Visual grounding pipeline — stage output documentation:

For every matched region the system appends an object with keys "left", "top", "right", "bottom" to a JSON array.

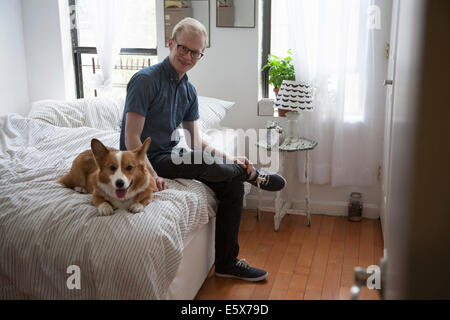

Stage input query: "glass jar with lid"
[{"left": 348, "top": 192, "right": 363, "bottom": 222}]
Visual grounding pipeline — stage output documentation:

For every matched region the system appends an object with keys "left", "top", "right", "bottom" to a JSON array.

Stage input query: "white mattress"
[
  {"left": 167, "top": 186, "right": 217, "bottom": 299},
  {"left": 167, "top": 217, "right": 216, "bottom": 299}
]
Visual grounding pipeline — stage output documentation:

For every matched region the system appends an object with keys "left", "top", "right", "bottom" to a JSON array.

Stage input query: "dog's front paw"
[
  {"left": 97, "top": 202, "right": 114, "bottom": 216},
  {"left": 129, "top": 203, "right": 144, "bottom": 213},
  {"left": 74, "top": 186, "right": 87, "bottom": 194}
]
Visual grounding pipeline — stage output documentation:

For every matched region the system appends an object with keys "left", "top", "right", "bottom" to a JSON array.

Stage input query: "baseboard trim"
[{"left": 244, "top": 195, "right": 380, "bottom": 220}]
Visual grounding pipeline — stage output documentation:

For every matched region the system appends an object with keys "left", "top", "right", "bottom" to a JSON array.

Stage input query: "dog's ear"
[
  {"left": 135, "top": 137, "right": 151, "bottom": 159},
  {"left": 91, "top": 138, "right": 109, "bottom": 165}
]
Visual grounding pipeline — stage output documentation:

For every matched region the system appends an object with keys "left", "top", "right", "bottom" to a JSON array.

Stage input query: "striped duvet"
[{"left": 0, "top": 113, "right": 212, "bottom": 299}]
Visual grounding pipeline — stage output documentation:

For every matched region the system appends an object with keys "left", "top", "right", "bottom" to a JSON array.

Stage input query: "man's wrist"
[{"left": 147, "top": 166, "right": 158, "bottom": 178}]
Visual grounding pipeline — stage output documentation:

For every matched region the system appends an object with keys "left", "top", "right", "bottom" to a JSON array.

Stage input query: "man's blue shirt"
[{"left": 119, "top": 57, "right": 199, "bottom": 160}]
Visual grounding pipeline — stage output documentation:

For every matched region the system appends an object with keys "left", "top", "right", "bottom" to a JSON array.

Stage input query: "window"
[
  {"left": 261, "top": 0, "right": 299, "bottom": 100},
  {"left": 69, "top": 0, "right": 158, "bottom": 98},
  {"left": 260, "top": 0, "right": 271, "bottom": 99},
  {"left": 268, "top": 0, "right": 290, "bottom": 100},
  {"left": 261, "top": 0, "right": 366, "bottom": 122},
  {"left": 261, "top": 0, "right": 294, "bottom": 100}
]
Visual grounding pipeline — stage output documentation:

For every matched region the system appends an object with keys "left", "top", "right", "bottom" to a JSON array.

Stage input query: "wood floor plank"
[
  {"left": 303, "top": 216, "right": 336, "bottom": 300},
  {"left": 288, "top": 215, "right": 309, "bottom": 245},
  {"left": 358, "top": 219, "right": 377, "bottom": 300},
  {"left": 285, "top": 273, "right": 308, "bottom": 300},
  {"left": 237, "top": 211, "right": 258, "bottom": 250},
  {"left": 359, "top": 287, "right": 381, "bottom": 300},
  {"left": 230, "top": 211, "right": 274, "bottom": 299},
  {"left": 250, "top": 213, "right": 295, "bottom": 299},
  {"left": 339, "top": 286, "right": 352, "bottom": 300},
  {"left": 278, "top": 244, "right": 302, "bottom": 275},
  {"left": 195, "top": 210, "right": 383, "bottom": 301},
  {"left": 278, "top": 215, "right": 308, "bottom": 275},
  {"left": 240, "top": 210, "right": 272, "bottom": 255},
  {"left": 359, "top": 219, "right": 375, "bottom": 268},
  {"left": 293, "top": 215, "right": 323, "bottom": 276},
  {"left": 321, "top": 217, "right": 347, "bottom": 300},
  {"left": 340, "top": 221, "right": 361, "bottom": 288},
  {"left": 268, "top": 273, "right": 293, "bottom": 300}
]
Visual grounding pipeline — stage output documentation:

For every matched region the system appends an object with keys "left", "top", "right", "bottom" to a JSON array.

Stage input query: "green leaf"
[{"left": 261, "top": 50, "right": 296, "bottom": 88}]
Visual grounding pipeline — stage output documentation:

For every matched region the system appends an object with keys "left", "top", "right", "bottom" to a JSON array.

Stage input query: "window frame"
[
  {"left": 260, "top": 0, "right": 271, "bottom": 99},
  {"left": 69, "top": 0, "right": 157, "bottom": 98}
]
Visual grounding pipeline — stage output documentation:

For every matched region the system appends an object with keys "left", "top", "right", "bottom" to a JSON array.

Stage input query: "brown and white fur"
[{"left": 58, "top": 138, "right": 157, "bottom": 216}]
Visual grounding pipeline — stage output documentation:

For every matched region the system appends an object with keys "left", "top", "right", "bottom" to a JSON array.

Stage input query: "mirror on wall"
[
  {"left": 164, "top": 0, "right": 210, "bottom": 47},
  {"left": 216, "top": 0, "right": 255, "bottom": 28}
]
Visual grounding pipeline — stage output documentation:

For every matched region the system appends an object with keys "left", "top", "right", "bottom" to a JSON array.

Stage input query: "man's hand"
[
  {"left": 154, "top": 175, "right": 168, "bottom": 191},
  {"left": 234, "top": 156, "right": 255, "bottom": 176}
]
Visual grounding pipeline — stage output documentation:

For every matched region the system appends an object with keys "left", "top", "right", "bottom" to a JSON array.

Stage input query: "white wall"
[
  {"left": 21, "top": 0, "right": 75, "bottom": 106},
  {"left": 0, "top": 0, "right": 75, "bottom": 117},
  {"left": 157, "top": 0, "right": 262, "bottom": 130},
  {"left": 0, "top": 0, "right": 30, "bottom": 116}
]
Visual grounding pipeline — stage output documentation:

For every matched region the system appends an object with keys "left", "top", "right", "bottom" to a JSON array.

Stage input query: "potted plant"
[
  {"left": 261, "top": 50, "right": 296, "bottom": 117},
  {"left": 262, "top": 49, "right": 295, "bottom": 94}
]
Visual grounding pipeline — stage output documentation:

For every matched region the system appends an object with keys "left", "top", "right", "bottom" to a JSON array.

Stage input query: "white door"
[
  {"left": 379, "top": 0, "right": 400, "bottom": 249},
  {"left": 385, "top": 0, "right": 450, "bottom": 299}
]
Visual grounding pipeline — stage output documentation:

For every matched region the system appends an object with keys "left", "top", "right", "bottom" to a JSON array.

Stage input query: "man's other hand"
[
  {"left": 234, "top": 156, "right": 255, "bottom": 176},
  {"left": 155, "top": 175, "right": 168, "bottom": 191}
]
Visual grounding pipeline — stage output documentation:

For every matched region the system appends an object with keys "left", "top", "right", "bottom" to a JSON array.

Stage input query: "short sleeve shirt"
[{"left": 119, "top": 57, "right": 199, "bottom": 160}]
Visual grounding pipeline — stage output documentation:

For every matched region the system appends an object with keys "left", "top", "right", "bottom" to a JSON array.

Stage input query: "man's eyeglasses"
[{"left": 173, "top": 39, "right": 204, "bottom": 60}]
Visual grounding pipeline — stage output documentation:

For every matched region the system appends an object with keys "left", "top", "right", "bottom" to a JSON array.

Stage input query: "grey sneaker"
[
  {"left": 215, "top": 259, "right": 268, "bottom": 282},
  {"left": 247, "top": 168, "right": 286, "bottom": 192}
]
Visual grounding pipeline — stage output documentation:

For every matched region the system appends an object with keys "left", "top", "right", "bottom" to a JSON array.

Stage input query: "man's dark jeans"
[{"left": 150, "top": 149, "right": 248, "bottom": 268}]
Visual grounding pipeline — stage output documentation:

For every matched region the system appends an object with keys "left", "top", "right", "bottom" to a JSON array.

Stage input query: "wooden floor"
[{"left": 195, "top": 210, "right": 384, "bottom": 300}]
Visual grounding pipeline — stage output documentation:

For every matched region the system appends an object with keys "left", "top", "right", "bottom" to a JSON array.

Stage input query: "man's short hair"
[{"left": 171, "top": 17, "right": 208, "bottom": 49}]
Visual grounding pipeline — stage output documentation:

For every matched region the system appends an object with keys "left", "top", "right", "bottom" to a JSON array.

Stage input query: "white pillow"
[
  {"left": 28, "top": 95, "right": 233, "bottom": 133},
  {"left": 197, "top": 96, "right": 235, "bottom": 133},
  {"left": 28, "top": 97, "right": 125, "bottom": 131}
]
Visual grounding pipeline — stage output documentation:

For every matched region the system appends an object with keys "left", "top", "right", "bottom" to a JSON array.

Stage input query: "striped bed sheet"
[{"left": 0, "top": 114, "right": 212, "bottom": 299}]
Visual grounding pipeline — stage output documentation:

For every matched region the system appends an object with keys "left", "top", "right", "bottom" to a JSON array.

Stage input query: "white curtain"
[
  {"left": 83, "top": 0, "right": 125, "bottom": 95},
  {"left": 285, "top": 0, "right": 384, "bottom": 187}
]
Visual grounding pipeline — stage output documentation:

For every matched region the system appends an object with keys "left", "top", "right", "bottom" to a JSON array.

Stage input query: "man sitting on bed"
[{"left": 120, "top": 17, "right": 286, "bottom": 282}]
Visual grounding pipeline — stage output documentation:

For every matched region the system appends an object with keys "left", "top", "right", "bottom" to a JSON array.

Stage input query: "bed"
[{"left": 0, "top": 96, "right": 249, "bottom": 299}]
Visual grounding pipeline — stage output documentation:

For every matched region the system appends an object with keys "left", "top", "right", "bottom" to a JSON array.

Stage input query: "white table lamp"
[{"left": 274, "top": 80, "right": 315, "bottom": 145}]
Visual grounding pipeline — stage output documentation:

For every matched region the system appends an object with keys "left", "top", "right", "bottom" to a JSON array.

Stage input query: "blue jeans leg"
[{"left": 150, "top": 150, "right": 248, "bottom": 182}]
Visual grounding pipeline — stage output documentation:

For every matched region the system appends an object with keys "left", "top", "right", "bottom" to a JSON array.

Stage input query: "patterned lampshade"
[{"left": 274, "top": 80, "right": 315, "bottom": 111}]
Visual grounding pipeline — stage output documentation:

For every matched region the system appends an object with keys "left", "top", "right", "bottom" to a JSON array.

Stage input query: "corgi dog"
[{"left": 59, "top": 138, "right": 157, "bottom": 216}]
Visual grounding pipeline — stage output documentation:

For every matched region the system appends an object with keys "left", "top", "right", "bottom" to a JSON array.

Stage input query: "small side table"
[{"left": 256, "top": 138, "right": 318, "bottom": 231}]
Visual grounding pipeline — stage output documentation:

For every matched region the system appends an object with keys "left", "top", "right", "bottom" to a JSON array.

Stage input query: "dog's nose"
[{"left": 115, "top": 179, "right": 125, "bottom": 189}]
